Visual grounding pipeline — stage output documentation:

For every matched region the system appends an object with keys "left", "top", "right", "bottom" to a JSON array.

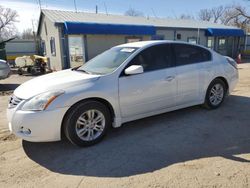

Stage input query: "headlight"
[{"left": 22, "top": 90, "right": 65, "bottom": 111}]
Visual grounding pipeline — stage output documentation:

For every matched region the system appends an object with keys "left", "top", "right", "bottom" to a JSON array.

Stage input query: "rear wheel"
[
  {"left": 63, "top": 101, "right": 111, "bottom": 147},
  {"left": 204, "top": 79, "right": 226, "bottom": 109}
]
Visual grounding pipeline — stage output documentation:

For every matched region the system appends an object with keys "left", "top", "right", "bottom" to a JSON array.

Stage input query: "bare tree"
[
  {"left": 125, "top": 8, "right": 144, "bottom": 17},
  {"left": 198, "top": 6, "right": 225, "bottom": 23},
  {"left": 198, "top": 9, "right": 213, "bottom": 22},
  {"left": 21, "top": 28, "right": 35, "bottom": 39},
  {"left": 179, "top": 14, "right": 194, "bottom": 20},
  {"left": 221, "top": 5, "right": 249, "bottom": 29},
  {"left": 235, "top": 5, "right": 250, "bottom": 19},
  {"left": 0, "top": 6, "right": 18, "bottom": 42},
  {"left": 197, "top": 4, "right": 249, "bottom": 29},
  {"left": 211, "top": 6, "right": 225, "bottom": 23}
]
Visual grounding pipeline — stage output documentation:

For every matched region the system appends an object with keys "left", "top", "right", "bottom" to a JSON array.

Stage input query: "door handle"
[{"left": 165, "top": 76, "right": 175, "bottom": 82}]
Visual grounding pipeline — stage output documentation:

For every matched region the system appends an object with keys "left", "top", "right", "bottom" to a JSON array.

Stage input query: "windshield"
[{"left": 77, "top": 47, "right": 138, "bottom": 75}]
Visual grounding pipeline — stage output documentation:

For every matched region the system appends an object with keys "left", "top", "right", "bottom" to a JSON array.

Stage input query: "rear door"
[{"left": 173, "top": 44, "right": 211, "bottom": 105}]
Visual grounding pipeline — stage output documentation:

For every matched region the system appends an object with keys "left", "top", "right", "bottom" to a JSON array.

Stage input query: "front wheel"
[
  {"left": 63, "top": 101, "right": 112, "bottom": 147},
  {"left": 204, "top": 79, "right": 226, "bottom": 109}
]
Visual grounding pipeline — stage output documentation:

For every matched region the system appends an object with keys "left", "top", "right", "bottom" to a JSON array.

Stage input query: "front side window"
[
  {"left": 128, "top": 44, "right": 173, "bottom": 72},
  {"left": 78, "top": 47, "right": 138, "bottom": 75},
  {"left": 174, "top": 44, "right": 211, "bottom": 66}
]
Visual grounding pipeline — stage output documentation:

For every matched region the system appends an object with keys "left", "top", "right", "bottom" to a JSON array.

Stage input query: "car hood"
[{"left": 14, "top": 69, "right": 100, "bottom": 99}]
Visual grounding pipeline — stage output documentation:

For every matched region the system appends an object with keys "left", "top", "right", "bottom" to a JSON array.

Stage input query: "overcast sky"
[{"left": 0, "top": 0, "right": 248, "bottom": 33}]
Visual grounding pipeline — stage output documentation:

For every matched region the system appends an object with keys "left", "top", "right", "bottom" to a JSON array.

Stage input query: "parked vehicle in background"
[
  {"left": 15, "top": 55, "right": 48, "bottom": 75},
  {"left": 7, "top": 41, "right": 238, "bottom": 147},
  {"left": 0, "top": 59, "right": 11, "bottom": 80}
]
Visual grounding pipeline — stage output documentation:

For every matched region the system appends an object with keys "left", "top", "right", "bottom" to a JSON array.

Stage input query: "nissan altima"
[{"left": 7, "top": 41, "right": 238, "bottom": 146}]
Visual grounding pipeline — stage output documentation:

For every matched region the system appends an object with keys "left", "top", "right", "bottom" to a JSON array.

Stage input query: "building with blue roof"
[{"left": 37, "top": 9, "right": 245, "bottom": 70}]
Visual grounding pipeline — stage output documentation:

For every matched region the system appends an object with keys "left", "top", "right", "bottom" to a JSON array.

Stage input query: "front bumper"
[{"left": 7, "top": 106, "right": 69, "bottom": 142}]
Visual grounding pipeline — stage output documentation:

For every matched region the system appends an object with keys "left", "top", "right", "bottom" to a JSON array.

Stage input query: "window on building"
[
  {"left": 207, "top": 37, "right": 214, "bottom": 49},
  {"left": 174, "top": 44, "right": 211, "bottom": 66},
  {"left": 176, "top": 33, "right": 182, "bottom": 40},
  {"left": 68, "top": 36, "right": 85, "bottom": 68},
  {"left": 219, "top": 38, "right": 226, "bottom": 50},
  {"left": 50, "top": 37, "right": 56, "bottom": 56},
  {"left": 128, "top": 44, "right": 173, "bottom": 72},
  {"left": 41, "top": 40, "right": 46, "bottom": 55},
  {"left": 187, "top": 37, "right": 198, "bottom": 44}
]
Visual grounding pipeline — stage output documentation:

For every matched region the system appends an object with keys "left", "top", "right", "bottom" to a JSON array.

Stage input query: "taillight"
[{"left": 226, "top": 58, "right": 237, "bottom": 69}]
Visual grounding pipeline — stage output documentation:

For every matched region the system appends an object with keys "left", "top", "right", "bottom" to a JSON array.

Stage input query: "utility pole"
[
  {"left": 74, "top": 0, "right": 77, "bottom": 13},
  {"left": 96, "top": 5, "right": 98, "bottom": 14}
]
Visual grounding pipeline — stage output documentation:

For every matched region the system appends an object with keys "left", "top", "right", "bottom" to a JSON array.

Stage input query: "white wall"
[
  {"left": 39, "top": 14, "right": 63, "bottom": 71},
  {"left": 156, "top": 29, "right": 207, "bottom": 46},
  {"left": 86, "top": 34, "right": 150, "bottom": 60}
]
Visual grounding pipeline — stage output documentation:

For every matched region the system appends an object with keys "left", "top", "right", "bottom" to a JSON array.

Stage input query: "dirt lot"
[{"left": 0, "top": 64, "right": 250, "bottom": 188}]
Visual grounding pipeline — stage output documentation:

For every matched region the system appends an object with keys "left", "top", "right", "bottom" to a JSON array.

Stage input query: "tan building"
[{"left": 37, "top": 9, "right": 245, "bottom": 71}]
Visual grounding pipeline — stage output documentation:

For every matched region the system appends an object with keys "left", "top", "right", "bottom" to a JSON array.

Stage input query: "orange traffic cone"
[{"left": 236, "top": 53, "right": 242, "bottom": 64}]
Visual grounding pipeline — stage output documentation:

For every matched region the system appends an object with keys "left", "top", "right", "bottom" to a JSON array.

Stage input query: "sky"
[{"left": 0, "top": 0, "right": 248, "bottom": 33}]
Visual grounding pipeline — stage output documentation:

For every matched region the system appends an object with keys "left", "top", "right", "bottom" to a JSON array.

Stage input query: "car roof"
[
  {"left": 117, "top": 40, "right": 170, "bottom": 48},
  {"left": 117, "top": 40, "right": 212, "bottom": 52}
]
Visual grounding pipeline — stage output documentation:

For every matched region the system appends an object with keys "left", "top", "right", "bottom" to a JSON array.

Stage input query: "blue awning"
[
  {"left": 206, "top": 28, "right": 245, "bottom": 37},
  {"left": 63, "top": 22, "right": 156, "bottom": 35}
]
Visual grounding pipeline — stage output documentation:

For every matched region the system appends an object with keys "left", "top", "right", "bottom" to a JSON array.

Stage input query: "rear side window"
[
  {"left": 174, "top": 44, "right": 211, "bottom": 66},
  {"left": 128, "top": 44, "right": 173, "bottom": 72}
]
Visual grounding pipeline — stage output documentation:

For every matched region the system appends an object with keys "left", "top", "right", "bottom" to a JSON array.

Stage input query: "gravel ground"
[{"left": 0, "top": 64, "right": 250, "bottom": 188}]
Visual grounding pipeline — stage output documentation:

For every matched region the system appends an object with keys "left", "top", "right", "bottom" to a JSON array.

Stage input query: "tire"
[
  {"left": 40, "top": 67, "right": 46, "bottom": 74},
  {"left": 17, "top": 68, "right": 23, "bottom": 75},
  {"left": 204, "top": 78, "right": 227, "bottom": 109},
  {"left": 27, "top": 67, "right": 31, "bottom": 73},
  {"left": 63, "top": 100, "right": 112, "bottom": 147},
  {"left": 31, "top": 68, "right": 37, "bottom": 75}
]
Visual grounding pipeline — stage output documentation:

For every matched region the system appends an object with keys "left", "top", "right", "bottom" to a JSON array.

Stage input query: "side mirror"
[{"left": 125, "top": 65, "right": 144, "bottom": 75}]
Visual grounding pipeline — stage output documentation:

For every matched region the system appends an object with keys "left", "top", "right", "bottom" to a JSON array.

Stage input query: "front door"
[{"left": 119, "top": 44, "right": 177, "bottom": 118}]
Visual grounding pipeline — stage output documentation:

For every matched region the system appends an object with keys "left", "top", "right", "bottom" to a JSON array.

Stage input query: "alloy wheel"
[
  {"left": 209, "top": 83, "right": 224, "bottom": 106},
  {"left": 75, "top": 109, "right": 105, "bottom": 141}
]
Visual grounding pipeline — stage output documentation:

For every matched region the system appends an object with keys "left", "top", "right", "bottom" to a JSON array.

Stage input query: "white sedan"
[{"left": 7, "top": 41, "right": 238, "bottom": 146}]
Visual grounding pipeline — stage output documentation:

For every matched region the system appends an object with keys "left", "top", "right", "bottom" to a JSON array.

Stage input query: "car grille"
[{"left": 8, "top": 95, "right": 23, "bottom": 109}]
